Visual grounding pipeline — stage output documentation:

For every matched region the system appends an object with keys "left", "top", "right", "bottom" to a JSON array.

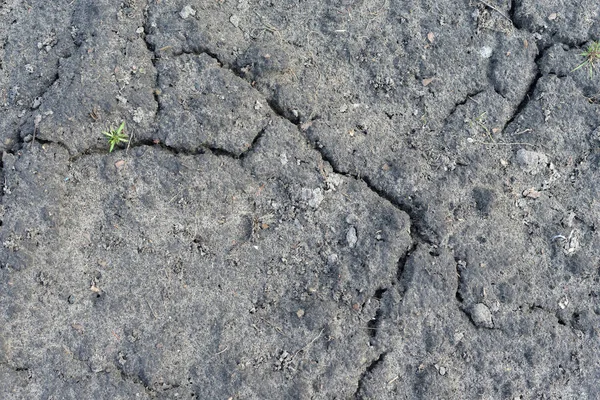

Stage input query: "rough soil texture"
[{"left": 1, "top": 1, "right": 600, "bottom": 399}]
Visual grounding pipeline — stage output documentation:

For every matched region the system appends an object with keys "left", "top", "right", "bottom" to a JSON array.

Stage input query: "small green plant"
[
  {"left": 102, "top": 121, "right": 128, "bottom": 152},
  {"left": 573, "top": 41, "right": 600, "bottom": 78}
]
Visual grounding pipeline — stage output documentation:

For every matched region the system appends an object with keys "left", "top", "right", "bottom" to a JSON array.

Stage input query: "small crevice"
[
  {"left": 35, "top": 68, "right": 60, "bottom": 102},
  {"left": 500, "top": 38, "right": 588, "bottom": 135},
  {"left": 508, "top": 0, "right": 522, "bottom": 30},
  {"left": 10, "top": 137, "right": 70, "bottom": 162},
  {"left": 501, "top": 42, "right": 547, "bottom": 133},
  {"left": 353, "top": 351, "right": 387, "bottom": 399},
  {"left": 502, "top": 70, "right": 542, "bottom": 133},
  {"left": 454, "top": 257, "right": 466, "bottom": 304},
  {"left": 141, "top": 14, "right": 161, "bottom": 128},
  {"left": 366, "top": 288, "right": 387, "bottom": 344},
  {"left": 132, "top": 136, "right": 262, "bottom": 160},
  {"left": 21, "top": 129, "right": 260, "bottom": 166},
  {"left": 360, "top": 175, "right": 436, "bottom": 246},
  {"left": 125, "top": 139, "right": 234, "bottom": 159},
  {"left": 239, "top": 126, "right": 267, "bottom": 159},
  {"left": 266, "top": 97, "right": 301, "bottom": 125},
  {"left": 440, "top": 90, "right": 484, "bottom": 128},
  {"left": 396, "top": 240, "right": 418, "bottom": 288}
]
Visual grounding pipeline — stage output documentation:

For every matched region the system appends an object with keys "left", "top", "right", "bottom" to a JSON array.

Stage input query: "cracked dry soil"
[{"left": 1, "top": 0, "right": 600, "bottom": 399}]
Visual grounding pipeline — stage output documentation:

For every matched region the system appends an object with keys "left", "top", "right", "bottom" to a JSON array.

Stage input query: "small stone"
[
  {"left": 439, "top": 366, "right": 446, "bottom": 376},
  {"left": 296, "top": 309, "right": 305, "bottom": 318},
  {"left": 480, "top": 46, "right": 493, "bottom": 59},
  {"left": 516, "top": 149, "right": 548, "bottom": 174},
  {"left": 558, "top": 296, "right": 569, "bottom": 309},
  {"left": 548, "top": 13, "right": 557, "bottom": 21},
  {"left": 522, "top": 188, "right": 541, "bottom": 199},
  {"left": 347, "top": 226, "right": 358, "bottom": 248},
  {"left": 31, "top": 97, "right": 42, "bottom": 109},
  {"left": 325, "top": 174, "right": 344, "bottom": 191},
  {"left": 469, "top": 303, "right": 493, "bottom": 328},
  {"left": 453, "top": 331, "right": 464, "bottom": 343},
  {"left": 133, "top": 107, "right": 144, "bottom": 123},
  {"left": 180, "top": 5, "right": 196, "bottom": 19},
  {"left": 279, "top": 153, "right": 288, "bottom": 165},
  {"left": 301, "top": 188, "right": 324, "bottom": 208},
  {"left": 136, "top": 27, "right": 144, "bottom": 34}
]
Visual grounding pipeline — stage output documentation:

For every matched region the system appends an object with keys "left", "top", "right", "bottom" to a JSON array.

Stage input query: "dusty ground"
[{"left": 1, "top": 0, "right": 600, "bottom": 399}]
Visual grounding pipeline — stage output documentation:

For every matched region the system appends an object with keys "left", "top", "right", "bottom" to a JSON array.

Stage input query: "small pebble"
[
  {"left": 469, "top": 303, "right": 493, "bottom": 328},
  {"left": 480, "top": 46, "right": 493, "bottom": 59},
  {"left": 180, "top": 5, "right": 196, "bottom": 19},
  {"left": 347, "top": 226, "right": 358, "bottom": 248},
  {"left": 327, "top": 254, "right": 338, "bottom": 264}
]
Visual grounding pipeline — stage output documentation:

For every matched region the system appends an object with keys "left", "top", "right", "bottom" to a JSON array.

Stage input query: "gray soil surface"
[{"left": 1, "top": 1, "right": 600, "bottom": 399}]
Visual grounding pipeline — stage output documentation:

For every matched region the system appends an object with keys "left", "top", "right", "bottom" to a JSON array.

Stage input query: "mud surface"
[{"left": 1, "top": 1, "right": 600, "bottom": 399}]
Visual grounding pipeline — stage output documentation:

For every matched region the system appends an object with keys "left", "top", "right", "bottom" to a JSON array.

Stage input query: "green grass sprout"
[
  {"left": 573, "top": 41, "right": 600, "bottom": 78},
  {"left": 102, "top": 121, "right": 128, "bottom": 152}
]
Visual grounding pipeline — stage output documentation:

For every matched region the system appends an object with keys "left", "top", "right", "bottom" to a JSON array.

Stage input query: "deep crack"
[
  {"left": 366, "top": 288, "right": 387, "bottom": 344},
  {"left": 396, "top": 240, "right": 418, "bottom": 290},
  {"left": 508, "top": 0, "right": 522, "bottom": 30},
  {"left": 501, "top": 35, "right": 545, "bottom": 135}
]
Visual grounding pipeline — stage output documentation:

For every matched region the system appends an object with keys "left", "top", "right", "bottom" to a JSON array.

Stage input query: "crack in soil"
[
  {"left": 353, "top": 351, "right": 387, "bottom": 399},
  {"left": 396, "top": 240, "right": 419, "bottom": 291},
  {"left": 366, "top": 288, "right": 387, "bottom": 345},
  {"left": 500, "top": 41, "right": 546, "bottom": 134},
  {"left": 502, "top": 38, "right": 591, "bottom": 135},
  {"left": 507, "top": 0, "right": 521, "bottom": 30}
]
